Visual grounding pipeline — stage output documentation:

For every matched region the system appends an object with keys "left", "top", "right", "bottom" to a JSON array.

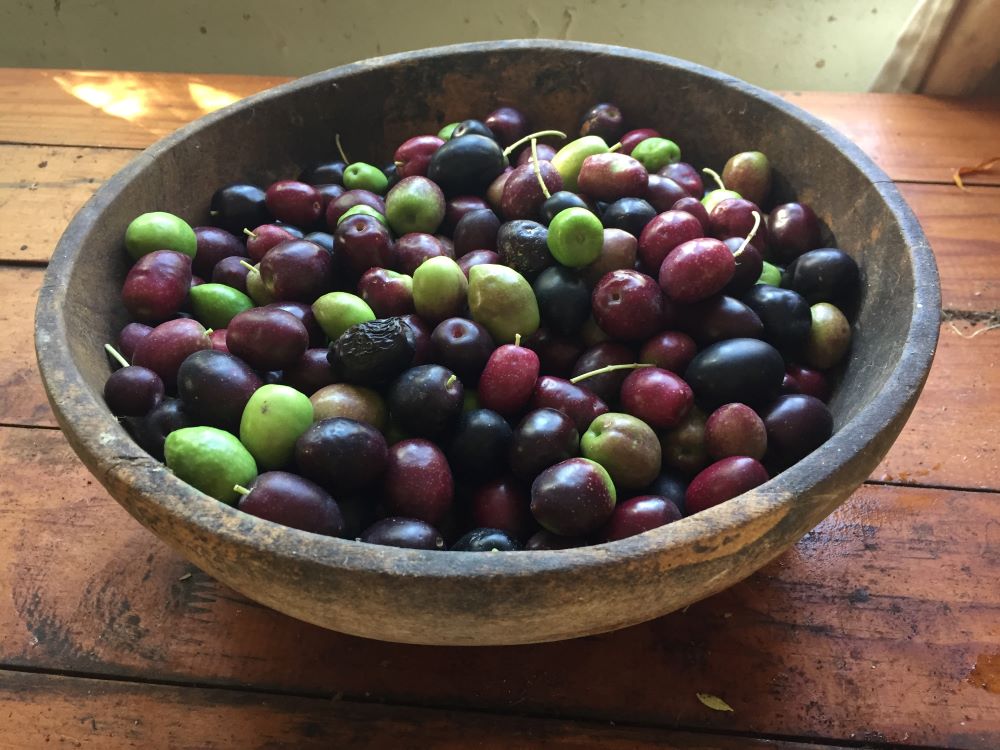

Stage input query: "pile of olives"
[{"left": 104, "top": 101, "right": 859, "bottom": 552}]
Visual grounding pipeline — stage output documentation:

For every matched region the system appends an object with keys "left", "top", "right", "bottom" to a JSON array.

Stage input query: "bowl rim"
[{"left": 35, "top": 39, "right": 941, "bottom": 582}]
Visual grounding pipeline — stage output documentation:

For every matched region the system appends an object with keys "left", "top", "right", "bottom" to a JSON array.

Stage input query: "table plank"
[
  {"left": 1, "top": 69, "right": 998, "bottom": 187},
  {"left": 0, "top": 266, "right": 56, "bottom": 427},
  {"left": 875, "top": 325, "right": 1000, "bottom": 490},
  {"left": 0, "top": 670, "right": 836, "bottom": 750},
  {"left": 0, "top": 144, "right": 133, "bottom": 263},
  {"left": 778, "top": 92, "right": 1000, "bottom": 186},
  {"left": 1, "top": 424, "right": 997, "bottom": 748},
  {"left": 0, "top": 68, "right": 284, "bottom": 150}
]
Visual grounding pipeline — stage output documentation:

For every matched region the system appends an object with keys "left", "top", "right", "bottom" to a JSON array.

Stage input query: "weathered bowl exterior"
[{"left": 35, "top": 41, "right": 939, "bottom": 645}]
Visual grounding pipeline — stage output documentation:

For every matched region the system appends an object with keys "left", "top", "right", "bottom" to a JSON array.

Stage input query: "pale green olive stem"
[
  {"left": 608, "top": 141, "right": 623, "bottom": 153},
  {"left": 104, "top": 343, "right": 130, "bottom": 369},
  {"left": 446, "top": 374, "right": 458, "bottom": 387},
  {"left": 233, "top": 484, "right": 251, "bottom": 496},
  {"left": 502, "top": 129, "right": 567, "bottom": 157},
  {"left": 702, "top": 167, "right": 726, "bottom": 191},
  {"left": 530, "top": 138, "right": 551, "bottom": 200},
  {"left": 239, "top": 260, "right": 257, "bottom": 273},
  {"left": 514, "top": 333, "right": 522, "bottom": 347},
  {"left": 204, "top": 328, "right": 214, "bottom": 336},
  {"left": 733, "top": 211, "right": 762, "bottom": 260},
  {"left": 570, "top": 362, "right": 653, "bottom": 384},
  {"left": 335, "top": 133, "right": 352, "bottom": 165},
  {"left": 242, "top": 228, "right": 257, "bottom": 239}
]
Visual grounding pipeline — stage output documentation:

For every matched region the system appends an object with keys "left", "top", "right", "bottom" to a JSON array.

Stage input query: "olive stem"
[
  {"left": 733, "top": 210, "right": 762, "bottom": 260},
  {"left": 446, "top": 374, "right": 457, "bottom": 387},
  {"left": 530, "top": 138, "right": 551, "bottom": 200},
  {"left": 702, "top": 167, "right": 726, "bottom": 191},
  {"left": 570, "top": 362, "right": 653, "bottom": 384},
  {"left": 104, "top": 343, "right": 130, "bottom": 369},
  {"left": 514, "top": 333, "right": 522, "bottom": 347},
  {"left": 335, "top": 133, "right": 351, "bottom": 165},
  {"left": 233, "top": 484, "right": 251, "bottom": 496},
  {"left": 502, "top": 129, "right": 567, "bottom": 157},
  {"left": 239, "top": 260, "right": 257, "bottom": 273},
  {"left": 608, "top": 141, "right": 623, "bottom": 153},
  {"left": 243, "top": 228, "right": 257, "bottom": 239}
]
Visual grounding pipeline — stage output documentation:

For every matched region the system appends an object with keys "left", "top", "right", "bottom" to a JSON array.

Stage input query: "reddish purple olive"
[
  {"left": 659, "top": 238, "right": 736, "bottom": 304},
  {"left": 121, "top": 250, "right": 193, "bottom": 324},
  {"left": 530, "top": 376, "right": 609, "bottom": 434},
  {"left": 237, "top": 471, "right": 343, "bottom": 537},
  {"left": 470, "top": 477, "right": 533, "bottom": 541},
  {"left": 103, "top": 365, "right": 165, "bottom": 418},
  {"left": 601, "top": 495, "right": 682, "bottom": 541},
  {"left": 361, "top": 517, "right": 445, "bottom": 550},
  {"left": 227, "top": 307, "right": 310, "bottom": 371},
  {"left": 592, "top": 269, "right": 667, "bottom": 341},
  {"left": 685, "top": 456, "right": 769, "bottom": 514},
  {"left": 620, "top": 367, "right": 693, "bottom": 430},
  {"left": 767, "top": 202, "right": 821, "bottom": 263},
  {"left": 637, "top": 210, "right": 703, "bottom": 274},
  {"left": 383, "top": 439, "right": 454, "bottom": 526},
  {"left": 705, "top": 403, "right": 767, "bottom": 461},
  {"left": 265, "top": 180, "right": 323, "bottom": 227},
  {"left": 531, "top": 457, "right": 617, "bottom": 536}
]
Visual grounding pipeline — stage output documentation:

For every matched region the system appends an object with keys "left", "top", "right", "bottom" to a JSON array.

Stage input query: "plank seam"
[{"left": 0, "top": 663, "right": 958, "bottom": 750}]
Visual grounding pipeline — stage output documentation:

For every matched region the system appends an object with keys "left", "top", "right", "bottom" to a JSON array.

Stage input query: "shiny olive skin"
[
  {"left": 740, "top": 285, "right": 812, "bottom": 355},
  {"left": 684, "top": 338, "right": 785, "bottom": 410},
  {"left": 781, "top": 247, "right": 861, "bottom": 317},
  {"left": 426, "top": 134, "right": 507, "bottom": 196},
  {"left": 451, "top": 528, "right": 520, "bottom": 551},
  {"left": 761, "top": 394, "right": 834, "bottom": 469}
]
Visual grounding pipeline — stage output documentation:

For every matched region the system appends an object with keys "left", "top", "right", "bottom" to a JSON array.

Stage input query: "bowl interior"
[{"left": 37, "top": 41, "right": 939, "bottom": 645}]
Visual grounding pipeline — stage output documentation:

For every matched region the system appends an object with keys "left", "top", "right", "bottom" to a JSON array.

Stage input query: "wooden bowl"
[{"left": 35, "top": 41, "right": 940, "bottom": 645}]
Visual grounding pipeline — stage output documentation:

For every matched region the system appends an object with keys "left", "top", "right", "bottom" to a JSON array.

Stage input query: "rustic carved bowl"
[{"left": 36, "top": 41, "right": 939, "bottom": 645}]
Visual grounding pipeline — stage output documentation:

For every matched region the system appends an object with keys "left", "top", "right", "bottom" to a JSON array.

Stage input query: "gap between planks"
[{"left": 0, "top": 665, "right": 952, "bottom": 750}]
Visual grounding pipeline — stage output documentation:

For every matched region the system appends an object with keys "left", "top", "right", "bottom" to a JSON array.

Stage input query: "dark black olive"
[
  {"left": 446, "top": 409, "right": 513, "bottom": 481},
  {"left": 298, "top": 161, "right": 346, "bottom": 186},
  {"left": 451, "top": 119, "right": 496, "bottom": 140},
  {"left": 781, "top": 248, "right": 861, "bottom": 318},
  {"left": 426, "top": 134, "right": 507, "bottom": 197},
  {"left": 540, "top": 191, "right": 591, "bottom": 225},
  {"left": 601, "top": 197, "right": 656, "bottom": 238},
  {"left": 740, "top": 285, "right": 812, "bottom": 355},
  {"left": 209, "top": 184, "right": 269, "bottom": 234},
  {"left": 451, "top": 528, "right": 520, "bottom": 551},
  {"left": 684, "top": 338, "right": 785, "bottom": 410},
  {"left": 496, "top": 220, "right": 551, "bottom": 282},
  {"left": 532, "top": 266, "right": 591, "bottom": 337},
  {"left": 328, "top": 317, "right": 416, "bottom": 385}
]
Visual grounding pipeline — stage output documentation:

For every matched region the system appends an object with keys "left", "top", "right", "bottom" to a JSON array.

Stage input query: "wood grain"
[
  {"left": 0, "top": 670, "right": 835, "bottom": 750},
  {"left": 897, "top": 183, "right": 1000, "bottom": 313},
  {"left": 0, "top": 425, "right": 997, "bottom": 748},
  {"left": 0, "top": 68, "right": 284, "bottom": 149},
  {"left": 874, "top": 326, "right": 1000, "bottom": 490},
  {"left": 0, "top": 70, "right": 997, "bottom": 186},
  {"left": 778, "top": 91, "right": 1000, "bottom": 186},
  {"left": 0, "top": 144, "right": 133, "bottom": 263},
  {"left": 0, "top": 266, "right": 56, "bottom": 427}
]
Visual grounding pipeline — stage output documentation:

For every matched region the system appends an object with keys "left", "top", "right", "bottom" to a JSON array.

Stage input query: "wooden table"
[{"left": 1, "top": 68, "right": 999, "bottom": 749}]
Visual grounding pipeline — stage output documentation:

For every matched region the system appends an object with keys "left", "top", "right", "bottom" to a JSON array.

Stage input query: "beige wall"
[{"left": 2, "top": 0, "right": 916, "bottom": 91}]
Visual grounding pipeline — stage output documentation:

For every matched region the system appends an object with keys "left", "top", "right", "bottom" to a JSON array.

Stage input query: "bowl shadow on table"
[{"left": 35, "top": 40, "right": 940, "bottom": 646}]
